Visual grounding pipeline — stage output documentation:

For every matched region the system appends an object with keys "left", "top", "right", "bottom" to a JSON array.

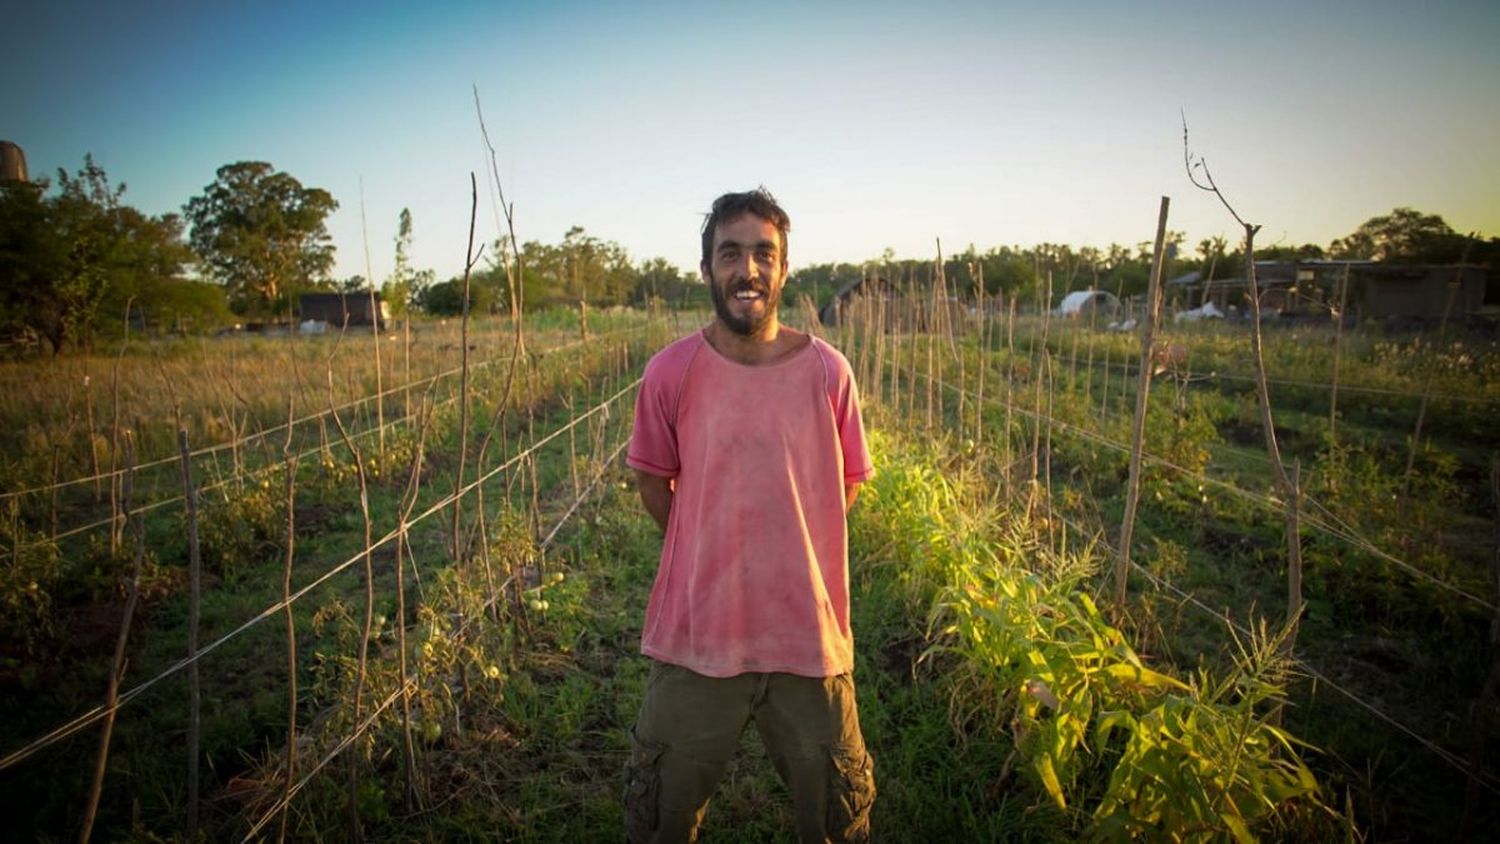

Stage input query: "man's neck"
[{"left": 705, "top": 318, "right": 803, "bottom": 366}]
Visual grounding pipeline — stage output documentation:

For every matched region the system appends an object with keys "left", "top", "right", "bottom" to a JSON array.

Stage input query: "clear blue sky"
[{"left": 7, "top": 0, "right": 1498, "bottom": 283}]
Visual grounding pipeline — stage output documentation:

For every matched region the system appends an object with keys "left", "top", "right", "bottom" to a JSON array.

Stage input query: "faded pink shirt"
[{"left": 627, "top": 330, "right": 874, "bottom": 678}]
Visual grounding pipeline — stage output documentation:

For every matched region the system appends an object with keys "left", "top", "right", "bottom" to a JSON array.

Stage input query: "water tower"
[{"left": 1, "top": 141, "right": 29, "bottom": 182}]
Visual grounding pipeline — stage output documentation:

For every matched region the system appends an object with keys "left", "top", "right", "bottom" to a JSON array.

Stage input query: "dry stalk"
[
  {"left": 1113, "top": 196, "right": 1170, "bottom": 608},
  {"left": 973, "top": 264, "right": 987, "bottom": 444},
  {"left": 359, "top": 178, "right": 386, "bottom": 458},
  {"left": 451, "top": 174, "right": 481, "bottom": 563},
  {"left": 177, "top": 427, "right": 202, "bottom": 838},
  {"left": 1403, "top": 237, "right": 1473, "bottom": 493},
  {"left": 1004, "top": 296, "right": 1016, "bottom": 494},
  {"left": 277, "top": 329, "right": 301, "bottom": 844},
  {"left": 78, "top": 434, "right": 143, "bottom": 844},
  {"left": 1184, "top": 116, "right": 1303, "bottom": 646},
  {"left": 396, "top": 393, "right": 436, "bottom": 812},
  {"left": 1328, "top": 262, "right": 1351, "bottom": 446},
  {"left": 325, "top": 335, "right": 373, "bottom": 844},
  {"left": 108, "top": 311, "right": 126, "bottom": 554},
  {"left": 84, "top": 360, "right": 101, "bottom": 502}
]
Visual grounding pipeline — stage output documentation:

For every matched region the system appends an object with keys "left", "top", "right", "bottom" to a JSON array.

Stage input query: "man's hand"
[
  {"left": 636, "top": 470, "right": 674, "bottom": 533},
  {"left": 845, "top": 482, "right": 860, "bottom": 513}
]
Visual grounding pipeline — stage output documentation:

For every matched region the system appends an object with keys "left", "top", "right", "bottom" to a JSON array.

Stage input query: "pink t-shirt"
[{"left": 627, "top": 329, "right": 874, "bottom": 678}]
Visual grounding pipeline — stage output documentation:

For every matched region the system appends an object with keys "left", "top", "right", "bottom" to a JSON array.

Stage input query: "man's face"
[{"left": 703, "top": 213, "right": 787, "bottom": 337}]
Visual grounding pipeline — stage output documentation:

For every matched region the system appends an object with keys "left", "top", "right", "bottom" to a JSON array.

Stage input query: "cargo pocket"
[
  {"left": 623, "top": 728, "right": 666, "bottom": 844},
  {"left": 826, "top": 746, "right": 876, "bottom": 843}
]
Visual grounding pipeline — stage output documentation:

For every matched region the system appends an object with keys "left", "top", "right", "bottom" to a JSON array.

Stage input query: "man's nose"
[{"left": 738, "top": 253, "right": 759, "bottom": 280}]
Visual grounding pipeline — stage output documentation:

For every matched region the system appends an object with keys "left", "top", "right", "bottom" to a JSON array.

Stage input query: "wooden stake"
[
  {"left": 1113, "top": 196, "right": 1170, "bottom": 608},
  {"left": 78, "top": 435, "right": 143, "bottom": 844}
]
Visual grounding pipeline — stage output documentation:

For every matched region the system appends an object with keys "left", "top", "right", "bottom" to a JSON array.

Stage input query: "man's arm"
[
  {"left": 844, "top": 482, "right": 860, "bottom": 513},
  {"left": 636, "top": 469, "right": 674, "bottom": 532}
]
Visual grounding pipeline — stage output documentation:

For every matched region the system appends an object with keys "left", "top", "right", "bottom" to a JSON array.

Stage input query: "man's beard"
[{"left": 710, "top": 276, "right": 780, "bottom": 336}]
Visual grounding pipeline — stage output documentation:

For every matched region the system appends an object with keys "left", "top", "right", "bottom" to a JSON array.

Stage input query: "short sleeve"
[
  {"left": 819, "top": 342, "right": 874, "bottom": 484},
  {"left": 627, "top": 349, "right": 684, "bottom": 478}
]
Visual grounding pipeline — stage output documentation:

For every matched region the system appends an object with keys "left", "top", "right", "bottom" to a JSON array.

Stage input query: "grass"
[{"left": 3, "top": 307, "right": 1496, "bottom": 841}]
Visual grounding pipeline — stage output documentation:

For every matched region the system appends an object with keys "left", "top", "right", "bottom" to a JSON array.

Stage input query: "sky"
[{"left": 6, "top": 0, "right": 1499, "bottom": 284}]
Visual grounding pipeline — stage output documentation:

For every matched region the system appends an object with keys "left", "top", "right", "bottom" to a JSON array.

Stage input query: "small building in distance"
[
  {"left": 1168, "top": 261, "right": 1497, "bottom": 329},
  {"left": 297, "top": 292, "right": 389, "bottom": 330},
  {"left": 1056, "top": 289, "right": 1121, "bottom": 320},
  {"left": 819, "top": 276, "right": 898, "bottom": 326}
]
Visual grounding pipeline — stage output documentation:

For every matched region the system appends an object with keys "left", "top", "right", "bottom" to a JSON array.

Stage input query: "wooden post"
[
  {"left": 177, "top": 429, "right": 202, "bottom": 839},
  {"left": 1285, "top": 461, "right": 1302, "bottom": 643},
  {"left": 1403, "top": 245, "right": 1469, "bottom": 490},
  {"left": 1328, "top": 262, "right": 1350, "bottom": 444},
  {"left": 79, "top": 435, "right": 143, "bottom": 844},
  {"left": 1113, "top": 196, "right": 1170, "bottom": 608},
  {"left": 360, "top": 180, "right": 386, "bottom": 459},
  {"left": 278, "top": 445, "right": 298, "bottom": 843},
  {"left": 452, "top": 174, "right": 478, "bottom": 563},
  {"left": 1240, "top": 223, "right": 1305, "bottom": 656}
]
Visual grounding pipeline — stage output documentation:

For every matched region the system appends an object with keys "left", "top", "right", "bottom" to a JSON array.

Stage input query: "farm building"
[
  {"left": 298, "top": 292, "right": 389, "bottom": 329},
  {"left": 1169, "top": 261, "right": 1497, "bottom": 327},
  {"left": 819, "top": 276, "right": 898, "bottom": 326},
  {"left": 818, "top": 275, "right": 968, "bottom": 333},
  {"left": 1056, "top": 289, "right": 1120, "bottom": 319}
]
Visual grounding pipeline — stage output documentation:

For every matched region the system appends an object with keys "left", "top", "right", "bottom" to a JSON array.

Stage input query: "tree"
[
  {"left": 184, "top": 162, "right": 338, "bottom": 316},
  {"left": 381, "top": 208, "right": 432, "bottom": 319},
  {"left": 1329, "top": 207, "right": 1466, "bottom": 263},
  {"left": 1, "top": 156, "right": 204, "bottom": 352},
  {"left": 420, "top": 276, "right": 494, "bottom": 316}
]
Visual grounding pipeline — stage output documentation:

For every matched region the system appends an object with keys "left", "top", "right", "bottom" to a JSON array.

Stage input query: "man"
[{"left": 623, "top": 188, "right": 876, "bottom": 843}]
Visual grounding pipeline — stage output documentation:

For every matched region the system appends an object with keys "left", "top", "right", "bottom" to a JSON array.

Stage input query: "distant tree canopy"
[
  {"left": 380, "top": 208, "right": 434, "bottom": 319},
  {"left": 1329, "top": 207, "right": 1481, "bottom": 264},
  {"left": 0, "top": 155, "right": 221, "bottom": 353},
  {"left": 184, "top": 161, "right": 338, "bottom": 317},
  {"left": 417, "top": 226, "right": 701, "bottom": 317}
]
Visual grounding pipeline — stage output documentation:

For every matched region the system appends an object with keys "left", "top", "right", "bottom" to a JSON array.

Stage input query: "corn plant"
[{"left": 853, "top": 431, "right": 1332, "bottom": 840}]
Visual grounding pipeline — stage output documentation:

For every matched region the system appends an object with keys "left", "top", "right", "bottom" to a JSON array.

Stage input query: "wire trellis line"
[
  {"left": 237, "top": 435, "right": 633, "bottom": 841},
  {"left": 0, "top": 325, "right": 642, "bottom": 502},
  {"left": 1044, "top": 508, "right": 1500, "bottom": 799},
  {"left": 922, "top": 372, "right": 1498, "bottom": 614},
  {"left": 7, "top": 330, "right": 643, "bottom": 553},
  {"left": 0, "top": 378, "right": 640, "bottom": 776}
]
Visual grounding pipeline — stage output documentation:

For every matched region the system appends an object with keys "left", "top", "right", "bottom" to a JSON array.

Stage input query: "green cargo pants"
[{"left": 623, "top": 660, "right": 875, "bottom": 844}]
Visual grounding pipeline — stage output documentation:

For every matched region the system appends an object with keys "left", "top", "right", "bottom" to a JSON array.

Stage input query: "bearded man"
[{"left": 623, "top": 188, "right": 876, "bottom": 843}]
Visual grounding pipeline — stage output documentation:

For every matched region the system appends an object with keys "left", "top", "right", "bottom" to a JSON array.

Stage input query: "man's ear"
[{"left": 701, "top": 261, "right": 711, "bottom": 284}]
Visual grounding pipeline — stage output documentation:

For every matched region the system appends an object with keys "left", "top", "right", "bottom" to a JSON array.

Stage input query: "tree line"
[
  {"left": 3, "top": 154, "right": 1493, "bottom": 354},
  {"left": 0, "top": 158, "right": 705, "bottom": 354},
  {"left": 789, "top": 209, "right": 1499, "bottom": 310}
]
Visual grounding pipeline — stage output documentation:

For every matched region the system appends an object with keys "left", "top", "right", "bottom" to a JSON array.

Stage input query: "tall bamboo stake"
[
  {"left": 327, "top": 357, "right": 374, "bottom": 844},
  {"left": 177, "top": 429, "right": 202, "bottom": 839},
  {"left": 1004, "top": 296, "right": 1016, "bottom": 494},
  {"left": 277, "top": 438, "right": 298, "bottom": 842},
  {"left": 1328, "top": 262, "right": 1350, "bottom": 444},
  {"left": 78, "top": 435, "right": 143, "bottom": 844},
  {"left": 1113, "top": 196, "right": 1170, "bottom": 608},
  {"left": 1184, "top": 120, "right": 1304, "bottom": 645},
  {"left": 973, "top": 264, "right": 986, "bottom": 444},
  {"left": 451, "top": 174, "right": 479, "bottom": 562},
  {"left": 1403, "top": 241, "right": 1471, "bottom": 491},
  {"left": 359, "top": 178, "right": 386, "bottom": 458}
]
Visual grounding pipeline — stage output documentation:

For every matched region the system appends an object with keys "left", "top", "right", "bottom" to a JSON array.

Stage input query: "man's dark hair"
[{"left": 700, "top": 188, "right": 791, "bottom": 268}]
